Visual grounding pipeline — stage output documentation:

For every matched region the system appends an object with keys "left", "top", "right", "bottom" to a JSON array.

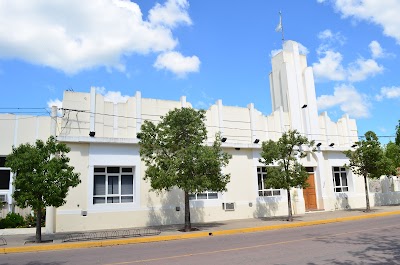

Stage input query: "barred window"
[
  {"left": 257, "top": 167, "right": 281, "bottom": 197},
  {"left": 333, "top": 167, "right": 349, "bottom": 192},
  {"left": 93, "top": 167, "right": 134, "bottom": 204},
  {"left": 189, "top": 191, "right": 218, "bottom": 200}
]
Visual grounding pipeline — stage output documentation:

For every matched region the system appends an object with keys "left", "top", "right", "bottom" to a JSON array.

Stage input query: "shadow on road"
[{"left": 307, "top": 226, "right": 400, "bottom": 264}]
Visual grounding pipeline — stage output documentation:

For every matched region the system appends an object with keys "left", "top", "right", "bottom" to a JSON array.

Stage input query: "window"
[
  {"left": 257, "top": 167, "right": 281, "bottom": 197},
  {"left": 333, "top": 167, "right": 349, "bottom": 192},
  {"left": 0, "top": 157, "right": 10, "bottom": 190},
  {"left": 0, "top": 169, "right": 10, "bottom": 190},
  {"left": 93, "top": 166, "right": 134, "bottom": 204},
  {"left": 0, "top": 156, "right": 6, "bottom": 167},
  {"left": 189, "top": 191, "right": 218, "bottom": 200},
  {"left": 305, "top": 167, "right": 314, "bottom": 173}
]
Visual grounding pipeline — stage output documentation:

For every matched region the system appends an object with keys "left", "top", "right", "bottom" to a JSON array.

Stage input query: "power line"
[
  {"left": 0, "top": 111, "right": 49, "bottom": 114},
  {"left": 59, "top": 108, "right": 396, "bottom": 139},
  {"left": 0, "top": 107, "right": 47, "bottom": 110},
  {"left": 0, "top": 115, "right": 50, "bottom": 121}
]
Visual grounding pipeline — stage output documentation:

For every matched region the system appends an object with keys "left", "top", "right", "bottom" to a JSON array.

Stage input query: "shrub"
[
  {"left": 24, "top": 213, "right": 36, "bottom": 228},
  {"left": 24, "top": 210, "right": 45, "bottom": 228},
  {"left": 0, "top": 212, "right": 25, "bottom": 229}
]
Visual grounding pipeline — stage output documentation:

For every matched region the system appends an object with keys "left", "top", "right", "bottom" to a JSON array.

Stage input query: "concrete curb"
[{"left": 2, "top": 210, "right": 400, "bottom": 254}]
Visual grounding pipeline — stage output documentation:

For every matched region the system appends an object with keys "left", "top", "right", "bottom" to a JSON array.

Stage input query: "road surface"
[{"left": 2, "top": 215, "right": 400, "bottom": 264}]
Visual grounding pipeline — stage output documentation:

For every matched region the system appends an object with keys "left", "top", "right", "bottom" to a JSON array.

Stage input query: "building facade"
[{"left": 1, "top": 40, "right": 399, "bottom": 232}]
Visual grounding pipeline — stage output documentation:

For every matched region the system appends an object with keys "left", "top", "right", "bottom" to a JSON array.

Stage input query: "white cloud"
[
  {"left": 270, "top": 42, "right": 308, "bottom": 57},
  {"left": 47, "top": 98, "right": 62, "bottom": 115},
  {"left": 329, "top": 0, "right": 400, "bottom": 44},
  {"left": 347, "top": 58, "right": 383, "bottom": 82},
  {"left": 317, "top": 84, "right": 370, "bottom": 118},
  {"left": 47, "top": 98, "right": 62, "bottom": 109},
  {"left": 154, "top": 51, "right": 200, "bottom": 77},
  {"left": 103, "top": 91, "right": 130, "bottom": 103},
  {"left": 95, "top": 87, "right": 130, "bottom": 103},
  {"left": 270, "top": 49, "right": 282, "bottom": 57},
  {"left": 376, "top": 86, "right": 400, "bottom": 101},
  {"left": 313, "top": 29, "right": 349, "bottom": 81},
  {"left": 313, "top": 34, "right": 383, "bottom": 82},
  {"left": 312, "top": 50, "right": 346, "bottom": 81},
  {"left": 95, "top": 87, "right": 106, "bottom": 95},
  {"left": 194, "top": 101, "right": 209, "bottom": 109},
  {"left": 0, "top": 0, "right": 194, "bottom": 74},
  {"left": 369, "top": 40, "right": 383, "bottom": 58},
  {"left": 298, "top": 43, "right": 309, "bottom": 55},
  {"left": 318, "top": 29, "right": 334, "bottom": 40},
  {"left": 149, "top": 0, "right": 192, "bottom": 28},
  {"left": 317, "top": 29, "right": 345, "bottom": 45},
  {"left": 368, "top": 40, "right": 395, "bottom": 59},
  {"left": 316, "top": 29, "right": 346, "bottom": 55}
]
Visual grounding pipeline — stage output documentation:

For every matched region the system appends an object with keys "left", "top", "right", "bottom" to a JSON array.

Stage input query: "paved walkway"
[{"left": 1, "top": 205, "right": 400, "bottom": 254}]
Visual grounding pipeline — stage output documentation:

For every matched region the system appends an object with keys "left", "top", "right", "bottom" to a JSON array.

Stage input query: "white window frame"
[
  {"left": 189, "top": 191, "right": 218, "bottom": 200},
  {"left": 332, "top": 167, "right": 349, "bottom": 192},
  {"left": 93, "top": 166, "right": 134, "bottom": 204},
  {"left": 257, "top": 166, "right": 281, "bottom": 197}
]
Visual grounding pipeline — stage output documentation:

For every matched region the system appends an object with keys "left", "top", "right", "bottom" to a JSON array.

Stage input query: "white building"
[{"left": 1, "top": 40, "right": 399, "bottom": 232}]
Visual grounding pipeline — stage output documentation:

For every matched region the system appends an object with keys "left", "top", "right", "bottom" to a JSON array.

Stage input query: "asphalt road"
[{"left": 2, "top": 215, "right": 400, "bottom": 265}]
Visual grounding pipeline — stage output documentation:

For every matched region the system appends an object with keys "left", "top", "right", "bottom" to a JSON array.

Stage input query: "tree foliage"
[
  {"left": 344, "top": 131, "right": 396, "bottom": 212},
  {"left": 5, "top": 136, "right": 80, "bottom": 242},
  {"left": 259, "top": 130, "right": 315, "bottom": 221},
  {"left": 385, "top": 142, "right": 400, "bottom": 169},
  {"left": 139, "top": 108, "right": 231, "bottom": 231},
  {"left": 385, "top": 120, "right": 400, "bottom": 172}
]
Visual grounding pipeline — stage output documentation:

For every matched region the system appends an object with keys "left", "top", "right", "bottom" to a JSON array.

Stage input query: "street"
[{"left": 2, "top": 215, "right": 400, "bottom": 265}]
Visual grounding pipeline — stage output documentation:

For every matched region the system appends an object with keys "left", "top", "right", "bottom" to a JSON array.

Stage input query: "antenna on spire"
[{"left": 275, "top": 11, "right": 284, "bottom": 45}]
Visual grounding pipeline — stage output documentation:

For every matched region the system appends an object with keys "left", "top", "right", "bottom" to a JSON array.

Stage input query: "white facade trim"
[
  {"left": 217, "top": 99, "right": 224, "bottom": 135},
  {"left": 135, "top": 91, "right": 141, "bottom": 134},
  {"left": 90, "top": 87, "right": 96, "bottom": 133},
  {"left": 87, "top": 144, "right": 141, "bottom": 212},
  {"left": 113, "top": 103, "right": 118, "bottom": 138}
]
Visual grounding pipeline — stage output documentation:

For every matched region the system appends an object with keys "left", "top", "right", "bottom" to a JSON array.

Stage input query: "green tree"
[
  {"left": 385, "top": 142, "right": 400, "bottom": 169},
  {"left": 344, "top": 131, "right": 396, "bottom": 212},
  {"left": 139, "top": 108, "right": 231, "bottom": 232},
  {"left": 259, "top": 130, "right": 315, "bottom": 221},
  {"left": 5, "top": 136, "right": 80, "bottom": 242},
  {"left": 384, "top": 120, "right": 400, "bottom": 178}
]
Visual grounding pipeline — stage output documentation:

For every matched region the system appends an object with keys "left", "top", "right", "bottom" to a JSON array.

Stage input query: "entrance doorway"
[{"left": 304, "top": 173, "right": 317, "bottom": 211}]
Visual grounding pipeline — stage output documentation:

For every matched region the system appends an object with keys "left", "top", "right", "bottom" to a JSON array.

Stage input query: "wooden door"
[{"left": 304, "top": 173, "right": 317, "bottom": 211}]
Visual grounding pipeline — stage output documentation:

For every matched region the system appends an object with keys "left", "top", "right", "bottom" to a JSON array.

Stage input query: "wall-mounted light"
[
  {"left": 136, "top": 133, "right": 141, "bottom": 139},
  {"left": 253, "top": 139, "right": 260, "bottom": 144},
  {"left": 351, "top": 144, "right": 357, "bottom": 148},
  {"left": 221, "top": 137, "right": 227, "bottom": 142},
  {"left": 302, "top": 104, "right": 308, "bottom": 109},
  {"left": 329, "top": 143, "right": 335, "bottom": 147},
  {"left": 89, "top": 131, "right": 95, "bottom": 137},
  {"left": 316, "top": 142, "right": 322, "bottom": 147},
  {"left": 235, "top": 147, "right": 241, "bottom": 150}
]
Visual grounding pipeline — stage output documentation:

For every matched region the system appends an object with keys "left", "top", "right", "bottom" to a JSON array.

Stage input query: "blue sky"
[{"left": 1, "top": 0, "right": 399, "bottom": 143}]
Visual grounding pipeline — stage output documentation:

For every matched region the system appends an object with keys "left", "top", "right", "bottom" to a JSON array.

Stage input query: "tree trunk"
[
  {"left": 36, "top": 208, "right": 42, "bottom": 243},
  {"left": 287, "top": 189, "right": 293, "bottom": 221},
  {"left": 364, "top": 174, "right": 371, "bottom": 212},
  {"left": 184, "top": 191, "right": 191, "bottom": 232}
]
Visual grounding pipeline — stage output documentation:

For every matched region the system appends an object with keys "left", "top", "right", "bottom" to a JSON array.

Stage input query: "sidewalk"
[{"left": 1, "top": 205, "right": 400, "bottom": 254}]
